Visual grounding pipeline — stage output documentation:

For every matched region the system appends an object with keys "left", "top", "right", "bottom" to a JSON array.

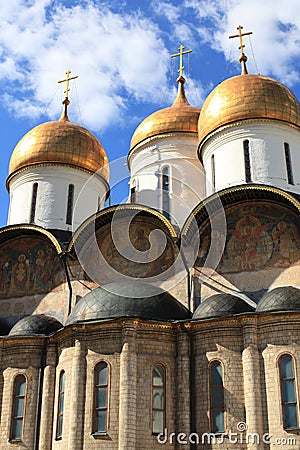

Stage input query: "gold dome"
[
  {"left": 130, "top": 77, "right": 200, "bottom": 152},
  {"left": 8, "top": 118, "right": 109, "bottom": 182},
  {"left": 198, "top": 74, "right": 300, "bottom": 145}
]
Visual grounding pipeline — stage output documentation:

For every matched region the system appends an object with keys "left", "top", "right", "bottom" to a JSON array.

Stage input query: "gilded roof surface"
[
  {"left": 198, "top": 74, "right": 300, "bottom": 144},
  {"left": 130, "top": 78, "right": 200, "bottom": 151},
  {"left": 9, "top": 119, "right": 109, "bottom": 181}
]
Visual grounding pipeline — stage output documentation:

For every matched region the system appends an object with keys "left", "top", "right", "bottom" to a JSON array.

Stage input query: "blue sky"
[{"left": 1, "top": 0, "right": 300, "bottom": 227}]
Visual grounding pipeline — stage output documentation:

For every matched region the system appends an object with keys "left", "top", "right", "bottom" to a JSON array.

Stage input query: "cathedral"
[{"left": 1, "top": 27, "right": 300, "bottom": 449}]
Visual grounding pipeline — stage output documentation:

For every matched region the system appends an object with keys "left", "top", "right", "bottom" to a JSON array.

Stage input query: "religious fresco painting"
[
  {"left": 196, "top": 202, "right": 300, "bottom": 274},
  {"left": 0, "top": 237, "right": 64, "bottom": 298},
  {"left": 81, "top": 219, "right": 176, "bottom": 284}
]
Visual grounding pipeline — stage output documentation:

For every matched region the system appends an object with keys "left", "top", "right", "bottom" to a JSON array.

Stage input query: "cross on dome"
[
  {"left": 171, "top": 45, "right": 192, "bottom": 79},
  {"left": 58, "top": 69, "right": 78, "bottom": 99},
  {"left": 58, "top": 69, "right": 78, "bottom": 121},
  {"left": 229, "top": 25, "right": 253, "bottom": 75}
]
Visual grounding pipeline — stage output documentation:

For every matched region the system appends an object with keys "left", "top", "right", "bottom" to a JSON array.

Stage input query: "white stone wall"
[
  {"left": 128, "top": 135, "right": 206, "bottom": 229},
  {"left": 201, "top": 121, "right": 300, "bottom": 196},
  {"left": 7, "top": 166, "right": 108, "bottom": 231}
]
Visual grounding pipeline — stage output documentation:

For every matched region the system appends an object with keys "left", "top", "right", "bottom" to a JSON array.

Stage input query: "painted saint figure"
[{"left": 11, "top": 254, "right": 30, "bottom": 293}]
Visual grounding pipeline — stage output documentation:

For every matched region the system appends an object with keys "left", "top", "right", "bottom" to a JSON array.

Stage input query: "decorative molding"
[
  {"left": 7, "top": 162, "right": 109, "bottom": 192},
  {"left": 198, "top": 118, "right": 300, "bottom": 156},
  {"left": 182, "top": 184, "right": 300, "bottom": 237},
  {"left": 0, "top": 224, "right": 63, "bottom": 253}
]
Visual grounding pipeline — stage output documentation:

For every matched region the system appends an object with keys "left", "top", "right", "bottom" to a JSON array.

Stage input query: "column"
[
  {"left": 242, "top": 320, "right": 264, "bottom": 450},
  {"left": 176, "top": 331, "right": 190, "bottom": 446},
  {"left": 39, "top": 345, "right": 57, "bottom": 450},
  {"left": 68, "top": 339, "right": 86, "bottom": 450},
  {"left": 118, "top": 324, "right": 137, "bottom": 450}
]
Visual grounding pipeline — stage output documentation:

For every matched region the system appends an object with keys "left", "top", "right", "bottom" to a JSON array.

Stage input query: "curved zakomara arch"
[
  {"left": 67, "top": 204, "right": 177, "bottom": 255},
  {"left": 0, "top": 224, "right": 63, "bottom": 254},
  {"left": 182, "top": 184, "right": 300, "bottom": 243}
]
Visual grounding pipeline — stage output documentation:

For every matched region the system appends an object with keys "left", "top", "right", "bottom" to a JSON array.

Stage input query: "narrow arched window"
[
  {"left": 66, "top": 184, "right": 74, "bottom": 225},
  {"left": 279, "top": 354, "right": 299, "bottom": 429},
  {"left": 56, "top": 371, "right": 65, "bottom": 439},
  {"left": 210, "top": 361, "right": 224, "bottom": 433},
  {"left": 94, "top": 362, "right": 109, "bottom": 434},
  {"left": 10, "top": 375, "right": 26, "bottom": 441},
  {"left": 30, "top": 183, "right": 38, "bottom": 223},
  {"left": 211, "top": 154, "right": 215, "bottom": 192},
  {"left": 130, "top": 186, "right": 136, "bottom": 203},
  {"left": 162, "top": 167, "right": 170, "bottom": 220},
  {"left": 152, "top": 364, "right": 165, "bottom": 434},
  {"left": 284, "top": 143, "right": 294, "bottom": 185},
  {"left": 243, "top": 140, "right": 252, "bottom": 182}
]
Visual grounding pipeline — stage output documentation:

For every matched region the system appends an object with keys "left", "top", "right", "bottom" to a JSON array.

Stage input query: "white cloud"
[
  {"left": 3, "top": 94, "right": 46, "bottom": 120},
  {"left": 0, "top": 0, "right": 170, "bottom": 131},
  {"left": 183, "top": 77, "right": 209, "bottom": 108},
  {"left": 151, "top": 0, "right": 180, "bottom": 22},
  {"left": 0, "top": 58, "right": 23, "bottom": 82},
  {"left": 2, "top": 0, "right": 300, "bottom": 134},
  {"left": 183, "top": 0, "right": 300, "bottom": 86},
  {"left": 151, "top": 0, "right": 197, "bottom": 45}
]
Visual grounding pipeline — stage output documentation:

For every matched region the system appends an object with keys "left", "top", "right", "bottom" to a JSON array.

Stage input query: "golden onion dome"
[
  {"left": 198, "top": 73, "right": 300, "bottom": 145},
  {"left": 8, "top": 104, "right": 109, "bottom": 184},
  {"left": 130, "top": 76, "right": 200, "bottom": 152}
]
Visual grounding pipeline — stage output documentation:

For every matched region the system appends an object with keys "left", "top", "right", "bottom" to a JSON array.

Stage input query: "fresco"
[
  {"left": 195, "top": 202, "right": 300, "bottom": 274},
  {"left": 0, "top": 237, "right": 64, "bottom": 298},
  {"left": 80, "top": 219, "right": 176, "bottom": 284}
]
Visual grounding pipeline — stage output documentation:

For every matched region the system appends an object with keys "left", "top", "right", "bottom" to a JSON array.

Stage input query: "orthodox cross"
[
  {"left": 171, "top": 45, "right": 192, "bottom": 78},
  {"left": 229, "top": 25, "right": 253, "bottom": 74},
  {"left": 229, "top": 25, "right": 253, "bottom": 57},
  {"left": 58, "top": 70, "right": 78, "bottom": 99}
]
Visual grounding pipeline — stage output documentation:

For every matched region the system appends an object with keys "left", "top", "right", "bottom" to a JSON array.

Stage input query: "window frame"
[
  {"left": 152, "top": 363, "right": 166, "bottom": 435},
  {"left": 161, "top": 166, "right": 170, "bottom": 220},
  {"left": 211, "top": 154, "right": 216, "bottom": 192},
  {"left": 10, "top": 374, "right": 27, "bottom": 442},
  {"left": 130, "top": 185, "right": 136, "bottom": 203},
  {"left": 243, "top": 140, "right": 252, "bottom": 183},
  {"left": 93, "top": 361, "right": 110, "bottom": 435},
  {"left": 284, "top": 142, "right": 294, "bottom": 185},
  {"left": 209, "top": 360, "right": 225, "bottom": 434},
  {"left": 278, "top": 353, "right": 299, "bottom": 430},
  {"left": 97, "top": 195, "right": 101, "bottom": 212},
  {"left": 66, "top": 184, "right": 75, "bottom": 225},
  {"left": 56, "top": 370, "right": 66, "bottom": 440},
  {"left": 30, "top": 182, "right": 38, "bottom": 223}
]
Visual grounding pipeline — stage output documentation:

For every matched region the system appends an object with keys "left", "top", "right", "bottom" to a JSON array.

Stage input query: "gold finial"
[
  {"left": 58, "top": 70, "right": 78, "bottom": 121},
  {"left": 229, "top": 25, "right": 253, "bottom": 75},
  {"left": 171, "top": 45, "right": 192, "bottom": 79}
]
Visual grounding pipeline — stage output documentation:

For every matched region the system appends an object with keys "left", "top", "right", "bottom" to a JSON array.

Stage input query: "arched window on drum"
[
  {"left": 279, "top": 354, "right": 299, "bottom": 429},
  {"left": 152, "top": 364, "right": 166, "bottom": 434},
  {"left": 162, "top": 167, "right": 170, "bottom": 220},
  {"left": 209, "top": 361, "right": 224, "bottom": 433}
]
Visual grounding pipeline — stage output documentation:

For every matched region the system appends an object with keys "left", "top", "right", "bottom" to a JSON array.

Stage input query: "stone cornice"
[{"left": 198, "top": 118, "right": 300, "bottom": 157}]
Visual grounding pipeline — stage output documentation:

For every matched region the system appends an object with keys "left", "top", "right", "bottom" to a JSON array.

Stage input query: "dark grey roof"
[
  {"left": 66, "top": 280, "right": 191, "bottom": 325},
  {"left": 48, "top": 228, "right": 72, "bottom": 248},
  {"left": 0, "top": 318, "right": 11, "bottom": 336},
  {"left": 9, "top": 314, "right": 63, "bottom": 337},
  {"left": 256, "top": 286, "right": 300, "bottom": 313},
  {"left": 193, "top": 293, "right": 255, "bottom": 320}
]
